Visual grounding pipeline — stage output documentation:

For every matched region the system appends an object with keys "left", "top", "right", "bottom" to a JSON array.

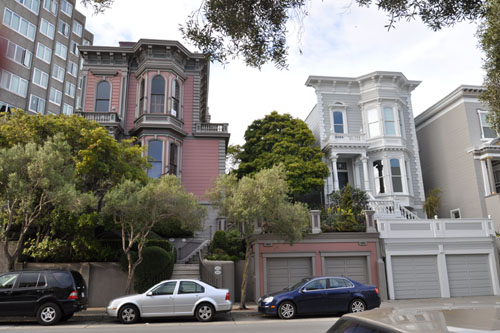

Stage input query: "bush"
[
  {"left": 328, "top": 184, "right": 368, "bottom": 224},
  {"left": 133, "top": 246, "right": 175, "bottom": 293},
  {"left": 207, "top": 229, "right": 245, "bottom": 261},
  {"left": 321, "top": 207, "right": 365, "bottom": 232},
  {"left": 153, "top": 217, "right": 193, "bottom": 238}
]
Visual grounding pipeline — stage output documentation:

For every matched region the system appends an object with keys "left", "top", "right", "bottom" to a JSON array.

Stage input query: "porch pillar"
[
  {"left": 331, "top": 155, "right": 339, "bottom": 191},
  {"left": 481, "top": 158, "right": 491, "bottom": 196},
  {"left": 361, "top": 156, "right": 371, "bottom": 191},
  {"left": 354, "top": 158, "right": 361, "bottom": 188},
  {"left": 486, "top": 157, "right": 497, "bottom": 194},
  {"left": 383, "top": 155, "right": 391, "bottom": 194}
]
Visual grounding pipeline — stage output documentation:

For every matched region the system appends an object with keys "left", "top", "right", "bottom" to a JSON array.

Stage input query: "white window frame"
[
  {"left": 32, "top": 68, "right": 49, "bottom": 89},
  {"left": 3, "top": 8, "right": 36, "bottom": 41},
  {"left": 16, "top": 0, "right": 40, "bottom": 15},
  {"left": 3, "top": 38, "right": 32, "bottom": 68},
  {"left": 52, "top": 64, "right": 65, "bottom": 82},
  {"left": 42, "top": 0, "right": 57, "bottom": 15},
  {"left": 60, "top": 0, "right": 73, "bottom": 17},
  {"left": 62, "top": 103, "right": 73, "bottom": 115},
  {"left": 450, "top": 208, "right": 461, "bottom": 219},
  {"left": 67, "top": 61, "right": 77, "bottom": 77},
  {"left": 36, "top": 42, "right": 52, "bottom": 64},
  {"left": 389, "top": 158, "right": 404, "bottom": 193},
  {"left": 65, "top": 82, "right": 76, "bottom": 98},
  {"left": 55, "top": 42, "right": 67, "bottom": 60},
  {"left": 58, "top": 19, "right": 70, "bottom": 38},
  {"left": 29, "top": 94, "right": 45, "bottom": 114},
  {"left": 72, "top": 21, "right": 82, "bottom": 37},
  {"left": 49, "top": 87, "right": 62, "bottom": 105},
  {"left": 383, "top": 106, "right": 397, "bottom": 136},
  {"left": 70, "top": 40, "right": 79, "bottom": 56},
  {"left": 39, "top": 18, "right": 55, "bottom": 39},
  {"left": 367, "top": 108, "right": 381, "bottom": 138},
  {"left": 0, "top": 69, "right": 28, "bottom": 97},
  {"left": 478, "top": 110, "right": 497, "bottom": 140}
]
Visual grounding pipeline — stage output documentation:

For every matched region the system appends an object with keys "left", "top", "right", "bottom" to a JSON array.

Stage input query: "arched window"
[
  {"left": 171, "top": 79, "right": 180, "bottom": 117},
  {"left": 169, "top": 143, "right": 178, "bottom": 175},
  {"left": 139, "top": 79, "right": 145, "bottom": 115},
  {"left": 150, "top": 75, "right": 165, "bottom": 113},
  {"left": 95, "top": 81, "right": 110, "bottom": 112},
  {"left": 390, "top": 159, "right": 403, "bottom": 192},
  {"left": 147, "top": 140, "right": 163, "bottom": 178}
]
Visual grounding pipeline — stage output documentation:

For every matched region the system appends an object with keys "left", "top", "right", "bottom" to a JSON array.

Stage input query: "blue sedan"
[{"left": 258, "top": 276, "right": 381, "bottom": 319}]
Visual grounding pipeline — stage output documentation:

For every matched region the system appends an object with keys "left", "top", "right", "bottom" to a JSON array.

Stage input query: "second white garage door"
[
  {"left": 392, "top": 255, "right": 441, "bottom": 299},
  {"left": 447, "top": 254, "right": 493, "bottom": 297},
  {"left": 324, "top": 257, "right": 369, "bottom": 284},
  {"left": 266, "top": 257, "right": 312, "bottom": 293}
]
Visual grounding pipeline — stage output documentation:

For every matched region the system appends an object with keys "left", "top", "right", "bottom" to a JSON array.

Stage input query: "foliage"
[
  {"left": 103, "top": 176, "right": 205, "bottom": 293},
  {"left": 0, "top": 135, "right": 91, "bottom": 270},
  {"left": 322, "top": 208, "right": 365, "bottom": 232},
  {"left": 208, "top": 229, "right": 245, "bottom": 261},
  {"left": 424, "top": 188, "right": 442, "bottom": 218},
  {"left": 478, "top": 0, "right": 500, "bottom": 133},
  {"left": 209, "top": 165, "right": 310, "bottom": 307},
  {"left": 328, "top": 184, "right": 369, "bottom": 223},
  {"left": 226, "top": 144, "right": 242, "bottom": 173},
  {"left": 236, "top": 111, "right": 328, "bottom": 197},
  {"left": 80, "top": 0, "right": 114, "bottom": 13},
  {"left": 153, "top": 216, "right": 194, "bottom": 238},
  {"left": 133, "top": 246, "right": 175, "bottom": 293}
]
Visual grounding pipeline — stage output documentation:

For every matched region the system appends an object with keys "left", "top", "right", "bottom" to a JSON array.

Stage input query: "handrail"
[
  {"left": 368, "top": 199, "right": 420, "bottom": 220},
  {"left": 178, "top": 239, "right": 210, "bottom": 263}
]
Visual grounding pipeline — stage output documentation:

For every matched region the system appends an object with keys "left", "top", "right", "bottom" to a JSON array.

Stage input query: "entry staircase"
[
  {"left": 367, "top": 193, "right": 420, "bottom": 220},
  {"left": 171, "top": 264, "right": 200, "bottom": 280}
]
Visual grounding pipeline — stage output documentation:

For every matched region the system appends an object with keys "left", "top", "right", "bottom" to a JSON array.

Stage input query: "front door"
[
  {"left": 295, "top": 278, "right": 328, "bottom": 314},
  {"left": 9, "top": 272, "right": 44, "bottom": 316},
  {"left": 0, "top": 272, "right": 20, "bottom": 315},
  {"left": 141, "top": 281, "right": 177, "bottom": 316}
]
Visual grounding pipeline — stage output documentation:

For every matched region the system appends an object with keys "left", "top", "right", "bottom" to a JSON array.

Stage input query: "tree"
[
  {"left": 209, "top": 165, "right": 310, "bottom": 308},
  {"left": 0, "top": 135, "right": 90, "bottom": 270},
  {"left": 323, "top": 184, "right": 369, "bottom": 232},
  {"left": 424, "top": 188, "right": 442, "bottom": 218},
  {"left": 102, "top": 176, "right": 205, "bottom": 294},
  {"left": 236, "top": 111, "right": 328, "bottom": 197}
]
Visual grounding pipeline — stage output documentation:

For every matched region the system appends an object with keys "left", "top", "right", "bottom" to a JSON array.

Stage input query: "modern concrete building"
[
  {"left": 415, "top": 86, "right": 500, "bottom": 231},
  {"left": 305, "top": 71, "right": 426, "bottom": 218},
  {"left": 0, "top": 0, "right": 93, "bottom": 115},
  {"left": 78, "top": 39, "right": 230, "bottom": 262}
]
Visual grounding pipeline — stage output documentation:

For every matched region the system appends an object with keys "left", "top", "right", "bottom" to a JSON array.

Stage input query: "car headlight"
[{"left": 263, "top": 296, "right": 274, "bottom": 303}]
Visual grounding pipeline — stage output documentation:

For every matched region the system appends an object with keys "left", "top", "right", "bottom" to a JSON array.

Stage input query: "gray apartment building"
[
  {"left": 415, "top": 86, "right": 500, "bottom": 231},
  {"left": 0, "top": 0, "right": 93, "bottom": 115}
]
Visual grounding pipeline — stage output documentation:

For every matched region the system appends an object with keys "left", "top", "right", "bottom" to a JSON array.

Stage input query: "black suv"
[{"left": 0, "top": 269, "right": 87, "bottom": 325}]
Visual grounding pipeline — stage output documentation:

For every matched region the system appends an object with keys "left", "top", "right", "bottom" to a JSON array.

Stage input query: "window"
[
  {"left": 32, "top": 68, "right": 48, "bottom": 88},
  {"left": 147, "top": 140, "right": 163, "bottom": 178},
  {"left": 60, "top": 0, "right": 73, "bottom": 17},
  {"left": 152, "top": 281, "right": 176, "bottom": 295},
  {"left": 150, "top": 75, "right": 165, "bottom": 113},
  {"left": 171, "top": 79, "right": 180, "bottom": 117},
  {"left": 450, "top": 209, "right": 461, "bottom": 219},
  {"left": 2, "top": 38, "right": 32, "bottom": 68},
  {"left": 373, "top": 160, "right": 385, "bottom": 194},
  {"left": 3, "top": 8, "right": 36, "bottom": 41},
  {"left": 43, "top": 0, "right": 57, "bottom": 15},
  {"left": 0, "top": 69, "right": 28, "bottom": 97},
  {"left": 29, "top": 94, "right": 45, "bottom": 113},
  {"left": 383, "top": 107, "right": 396, "bottom": 135},
  {"left": 16, "top": 0, "right": 40, "bottom": 14},
  {"left": 39, "top": 18, "right": 55, "bottom": 39},
  {"left": 55, "top": 42, "right": 67, "bottom": 60},
  {"left": 70, "top": 40, "right": 79, "bottom": 56},
  {"left": 19, "top": 272, "right": 40, "bottom": 288},
  {"left": 52, "top": 64, "right": 64, "bottom": 82},
  {"left": 478, "top": 110, "right": 497, "bottom": 139},
  {"left": 367, "top": 108, "right": 380, "bottom": 138},
  {"left": 169, "top": 143, "right": 177, "bottom": 175},
  {"left": 63, "top": 103, "right": 73, "bottom": 115},
  {"left": 67, "top": 60, "right": 77, "bottom": 77},
  {"left": 178, "top": 281, "right": 204, "bottom": 294},
  {"left": 390, "top": 159, "right": 403, "bottom": 193},
  {"left": 49, "top": 87, "right": 62, "bottom": 105},
  {"left": 0, "top": 273, "right": 18, "bottom": 289},
  {"left": 58, "top": 19, "right": 70, "bottom": 37},
  {"left": 304, "top": 279, "right": 327, "bottom": 291},
  {"left": 52, "top": 272, "right": 72, "bottom": 288},
  {"left": 139, "top": 79, "right": 145, "bottom": 114},
  {"left": 333, "top": 111, "right": 344, "bottom": 133},
  {"left": 328, "top": 278, "right": 353, "bottom": 288},
  {"left": 95, "top": 81, "right": 110, "bottom": 112},
  {"left": 36, "top": 42, "right": 52, "bottom": 63},
  {"left": 72, "top": 21, "right": 82, "bottom": 36},
  {"left": 83, "top": 39, "right": 91, "bottom": 46},
  {"left": 65, "top": 82, "right": 75, "bottom": 98}
]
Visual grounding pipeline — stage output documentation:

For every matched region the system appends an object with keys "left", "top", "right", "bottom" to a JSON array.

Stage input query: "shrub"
[
  {"left": 424, "top": 188, "right": 442, "bottom": 218},
  {"left": 153, "top": 217, "right": 193, "bottom": 238},
  {"left": 207, "top": 229, "right": 245, "bottom": 261},
  {"left": 328, "top": 184, "right": 368, "bottom": 224},
  {"left": 321, "top": 207, "right": 365, "bottom": 232},
  {"left": 133, "top": 246, "right": 175, "bottom": 293}
]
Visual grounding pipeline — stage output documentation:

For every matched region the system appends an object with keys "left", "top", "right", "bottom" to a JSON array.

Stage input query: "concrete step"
[{"left": 171, "top": 264, "right": 200, "bottom": 280}]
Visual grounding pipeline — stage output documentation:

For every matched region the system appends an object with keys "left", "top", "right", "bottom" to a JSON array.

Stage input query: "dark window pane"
[
  {"left": 153, "top": 281, "right": 176, "bottom": 295},
  {"left": 19, "top": 272, "right": 40, "bottom": 288},
  {"left": 96, "top": 81, "right": 110, "bottom": 99},
  {"left": 52, "top": 272, "right": 73, "bottom": 288},
  {"left": 390, "top": 159, "right": 401, "bottom": 176},
  {"left": 151, "top": 76, "right": 165, "bottom": 94},
  {"left": 95, "top": 100, "right": 109, "bottom": 112},
  {"left": 179, "top": 281, "right": 204, "bottom": 294},
  {"left": 148, "top": 140, "right": 163, "bottom": 178}
]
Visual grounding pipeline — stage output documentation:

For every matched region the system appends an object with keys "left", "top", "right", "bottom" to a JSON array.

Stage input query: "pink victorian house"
[{"left": 78, "top": 39, "right": 229, "bottom": 260}]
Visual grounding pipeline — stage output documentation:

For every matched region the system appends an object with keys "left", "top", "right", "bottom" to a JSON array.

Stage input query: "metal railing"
[
  {"left": 368, "top": 199, "right": 420, "bottom": 220},
  {"left": 194, "top": 122, "right": 228, "bottom": 134}
]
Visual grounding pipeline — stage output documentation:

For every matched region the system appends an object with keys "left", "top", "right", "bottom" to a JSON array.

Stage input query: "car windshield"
[{"left": 285, "top": 278, "right": 311, "bottom": 291}]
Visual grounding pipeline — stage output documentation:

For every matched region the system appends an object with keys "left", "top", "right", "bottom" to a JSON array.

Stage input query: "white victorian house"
[{"left": 305, "top": 71, "right": 426, "bottom": 218}]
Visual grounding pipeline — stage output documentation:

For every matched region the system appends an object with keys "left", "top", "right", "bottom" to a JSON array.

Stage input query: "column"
[
  {"left": 487, "top": 157, "right": 497, "bottom": 194},
  {"left": 383, "top": 155, "right": 391, "bottom": 194},
  {"left": 331, "top": 155, "right": 339, "bottom": 191},
  {"left": 361, "top": 156, "right": 371, "bottom": 191},
  {"left": 354, "top": 158, "right": 361, "bottom": 188},
  {"left": 400, "top": 157, "right": 409, "bottom": 194},
  {"left": 481, "top": 158, "right": 491, "bottom": 196}
]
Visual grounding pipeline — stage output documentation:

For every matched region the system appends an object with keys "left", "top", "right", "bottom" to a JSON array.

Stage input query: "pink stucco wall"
[
  {"left": 257, "top": 241, "right": 379, "bottom": 296},
  {"left": 182, "top": 138, "right": 220, "bottom": 199}
]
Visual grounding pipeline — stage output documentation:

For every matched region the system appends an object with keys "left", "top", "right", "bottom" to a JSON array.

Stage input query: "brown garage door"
[{"left": 266, "top": 257, "right": 312, "bottom": 293}]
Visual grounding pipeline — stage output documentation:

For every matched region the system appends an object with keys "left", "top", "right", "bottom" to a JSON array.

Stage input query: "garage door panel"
[
  {"left": 325, "top": 257, "right": 368, "bottom": 284},
  {"left": 447, "top": 254, "right": 492, "bottom": 297},
  {"left": 266, "top": 257, "right": 312, "bottom": 293},
  {"left": 392, "top": 256, "right": 440, "bottom": 299}
]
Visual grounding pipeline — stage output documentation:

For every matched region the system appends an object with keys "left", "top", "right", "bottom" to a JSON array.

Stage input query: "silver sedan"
[{"left": 106, "top": 279, "right": 232, "bottom": 324}]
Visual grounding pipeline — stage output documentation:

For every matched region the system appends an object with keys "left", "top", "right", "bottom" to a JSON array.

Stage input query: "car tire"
[
  {"left": 60, "top": 313, "right": 74, "bottom": 322},
  {"left": 195, "top": 303, "right": 215, "bottom": 322},
  {"left": 278, "top": 301, "right": 296, "bottom": 319},
  {"left": 119, "top": 304, "right": 140, "bottom": 324},
  {"left": 36, "top": 303, "right": 61, "bottom": 326},
  {"left": 349, "top": 299, "right": 366, "bottom": 313}
]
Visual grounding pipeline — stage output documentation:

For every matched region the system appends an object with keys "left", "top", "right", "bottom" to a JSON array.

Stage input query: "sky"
[{"left": 75, "top": 0, "right": 484, "bottom": 145}]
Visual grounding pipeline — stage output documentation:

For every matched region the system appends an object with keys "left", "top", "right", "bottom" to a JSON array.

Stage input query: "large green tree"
[
  {"left": 209, "top": 165, "right": 310, "bottom": 308},
  {"left": 103, "top": 176, "right": 205, "bottom": 294},
  {"left": 236, "top": 111, "right": 328, "bottom": 197}
]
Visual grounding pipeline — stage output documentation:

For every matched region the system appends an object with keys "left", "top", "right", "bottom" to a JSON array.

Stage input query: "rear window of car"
[
  {"left": 70, "top": 271, "right": 85, "bottom": 288},
  {"left": 52, "top": 271, "right": 73, "bottom": 288},
  {"left": 328, "top": 318, "right": 393, "bottom": 333},
  {"left": 178, "top": 281, "right": 205, "bottom": 294}
]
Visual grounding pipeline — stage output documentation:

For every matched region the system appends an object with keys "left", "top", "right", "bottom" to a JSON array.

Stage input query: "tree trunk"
[
  {"left": 3, "top": 241, "right": 14, "bottom": 272},
  {"left": 239, "top": 239, "right": 252, "bottom": 309}
]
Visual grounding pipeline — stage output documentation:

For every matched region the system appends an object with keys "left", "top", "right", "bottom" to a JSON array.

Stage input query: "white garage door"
[
  {"left": 392, "top": 255, "right": 441, "bottom": 299},
  {"left": 325, "top": 257, "right": 368, "bottom": 284},
  {"left": 447, "top": 254, "right": 493, "bottom": 297},
  {"left": 266, "top": 257, "right": 312, "bottom": 293}
]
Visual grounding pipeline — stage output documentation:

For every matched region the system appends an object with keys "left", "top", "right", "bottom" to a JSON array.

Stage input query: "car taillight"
[
  {"left": 68, "top": 290, "right": 78, "bottom": 300},
  {"left": 225, "top": 292, "right": 230, "bottom": 301},
  {"left": 375, "top": 288, "right": 379, "bottom": 294}
]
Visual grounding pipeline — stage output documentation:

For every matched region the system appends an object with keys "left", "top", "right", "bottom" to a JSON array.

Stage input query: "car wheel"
[
  {"left": 195, "top": 303, "right": 215, "bottom": 322},
  {"left": 278, "top": 301, "right": 296, "bottom": 319},
  {"left": 60, "top": 313, "right": 74, "bottom": 322},
  {"left": 349, "top": 299, "right": 366, "bottom": 313},
  {"left": 119, "top": 304, "right": 140, "bottom": 324},
  {"left": 37, "top": 303, "right": 61, "bottom": 326}
]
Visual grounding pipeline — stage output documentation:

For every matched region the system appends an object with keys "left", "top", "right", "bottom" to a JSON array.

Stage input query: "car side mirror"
[
  {"left": 146, "top": 291, "right": 153, "bottom": 296},
  {"left": 300, "top": 288, "right": 306, "bottom": 293}
]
